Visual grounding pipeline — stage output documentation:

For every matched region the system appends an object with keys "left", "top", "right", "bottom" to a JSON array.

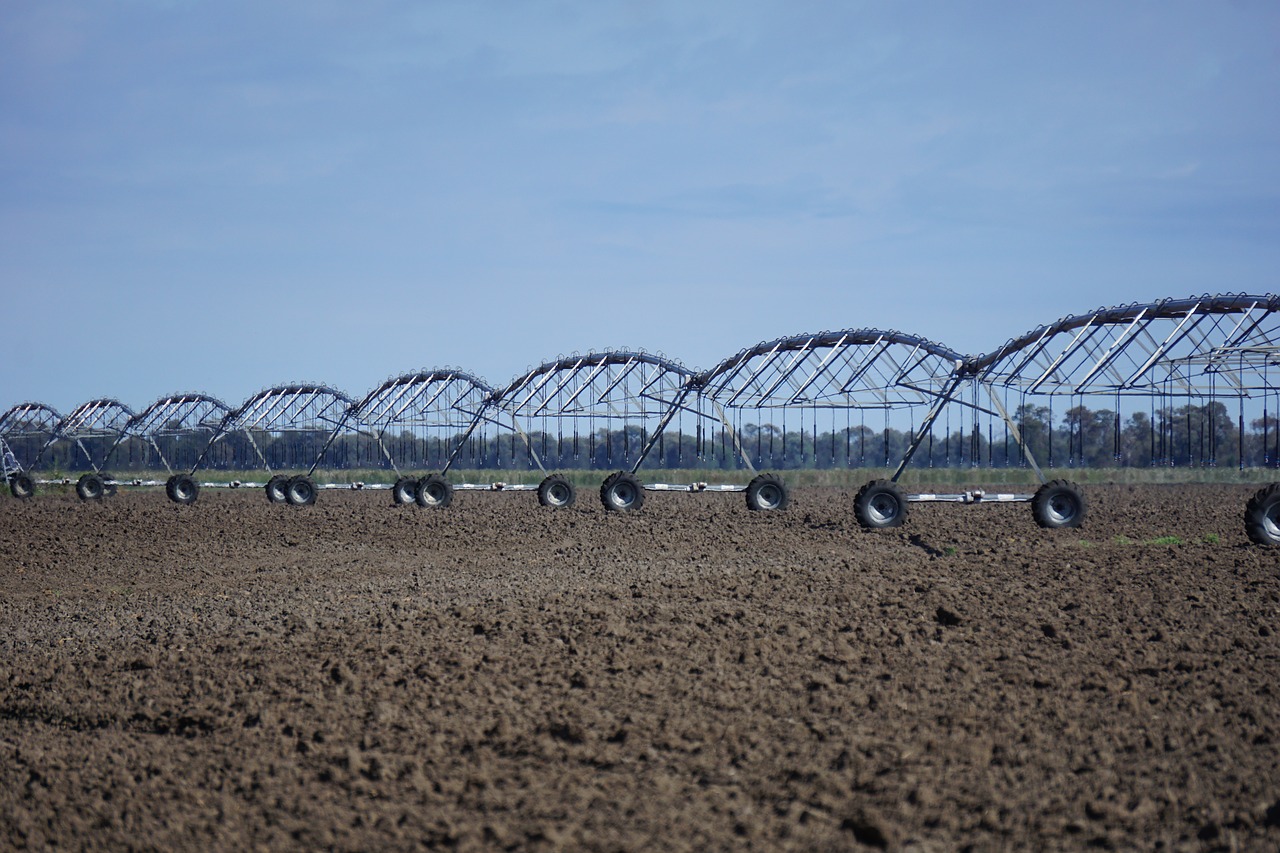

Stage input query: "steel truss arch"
[
  {"left": 40, "top": 399, "right": 136, "bottom": 473},
  {"left": 966, "top": 294, "right": 1280, "bottom": 397},
  {"left": 0, "top": 402, "right": 63, "bottom": 470},
  {"left": 197, "top": 383, "right": 356, "bottom": 476},
  {"left": 694, "top": 329, "right": 970, "bottom": 477},
  {"left": 112, "top": 393, "right": 233, "bottom": 475},
  {"left": 699, "top": 329, "right": 966, "bottom": 410},
  {"left": 345, "top": 368, "right": 497, "bottom": 476},
  {"left": 492, "top": 351, "right": 700, "bottom": 474}
]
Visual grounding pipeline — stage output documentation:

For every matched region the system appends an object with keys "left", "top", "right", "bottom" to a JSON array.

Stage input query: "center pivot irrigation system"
[
  {"left": 4, "top": 294, "right": 1279, "bottom": 545},
  {"left": 836, "top": 294, "right": 1280, "bottom": 539}
]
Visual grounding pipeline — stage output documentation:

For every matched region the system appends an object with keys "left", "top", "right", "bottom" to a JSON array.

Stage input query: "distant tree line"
[{"left": 11, "top": 402, "right": 1280, "bottom": 473}]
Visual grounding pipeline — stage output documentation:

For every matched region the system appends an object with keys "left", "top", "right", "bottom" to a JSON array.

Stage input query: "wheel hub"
[
  {"left": 1048, "top": 495, "right": 1077, "bottom": 524},
  {"left": 756, "top": 484, "right": 782, "bottom": 510},
  {"left": 869, "top": 494, "right": 899, "bottom": 523}
]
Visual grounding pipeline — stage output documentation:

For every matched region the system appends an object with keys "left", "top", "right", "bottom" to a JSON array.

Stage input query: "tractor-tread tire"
[
  {"left": 537, "top": 474, "right": 576, "bottom": 509},
  {"left": 265, "top": 475, "right": 290, "bottom": 504},
  {"left": 167, "top": 474, "right": 199, "bottom": 505},
  {"left": 392, "top": 477, "right": 417, "bottom": 505},
  {"left": 600, "top": 471, "right": 644, "bottom": 512},
  {"left": 286, "top": 475, "right": 317, "bottom": 506},
  {"left": 9, "top": 473, "right": 35, "bottom": 500},
  {"left": 1245, "top": 482, "right": 1280, "bottom": 546},
  {"left": 854, "top": 479, "right": 907, "bottom": 529},
  {"left": 76, "top": 473, "right": 106, "bottom": 502},
  {"left": 1031, "top": 479, "right": 1086, "bottom": 529},
  {"left": 745, "top": 473, "right": 789, "bottom": 511},
  {"left": 415, "top": 474, "right": 453, "bottom": 509}
]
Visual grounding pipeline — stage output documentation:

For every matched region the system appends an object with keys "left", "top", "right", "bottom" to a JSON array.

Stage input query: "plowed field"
[{"left": 2, "top": 483, "right": 1278, "bottom": 851}]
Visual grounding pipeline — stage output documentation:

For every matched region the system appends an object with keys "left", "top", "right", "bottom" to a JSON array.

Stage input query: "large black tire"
[
  {"left": 9, "top": 471, "right": 35, "bottom": 499},
  {"left": 101, "top": 473, "right": 118, "bottom": 497},
  {"left": 286, "top": 475, "right": 317, "bottom": 506},
  {"left": 1245, "top": 483, "right": 1280, "bottom": 546},
  {"left": 9, "top": 472, "right": 35, "bottom": 500},
  {"left": 854, "top": 479, "right": 907, "bottom": 529},
  {"left": 76, "top": 473, "right": 106, "bottom": 502},
  {"left": 1031, "top": 479, "right": 1086, "bottom": 529},
  {"left": 745, "top": 473, "right": 789, "bottom": 511},
  {"left": 392, "top": 477, "right": 417, "bottom": 506},
  {"left": 265, "top": 474, "right": 290, "bottom": 504},
  {"left": 166, "top": 474, "right": 199, "bottom": 505},
  {"left": 600, "top": 471, "right": 645, "bottom": 512},
  {"left": 415, "top": 474, "right": 453, "bottom": 509},
  {"left": 537, "top": 474, "right": 576, "bottom": 509}
]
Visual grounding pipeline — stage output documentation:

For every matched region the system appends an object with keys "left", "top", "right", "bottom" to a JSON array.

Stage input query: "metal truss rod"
[
  {"left": 628, "top": 385, "right": 695, "bottom": 474},
  {"left": 891, "top": 375, "right": 964, "bottom": 483},
  {"left": 983, "top": 381, "right": 1045, "bottom": 485}
]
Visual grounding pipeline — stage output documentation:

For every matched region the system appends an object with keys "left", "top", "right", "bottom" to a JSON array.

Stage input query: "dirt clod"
[{"left": 934, "top": 606, "right": 962, "bottom": 627}]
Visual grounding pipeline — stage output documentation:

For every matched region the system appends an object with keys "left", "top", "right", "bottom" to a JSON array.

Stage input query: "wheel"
[
  {"left": 9, "top": 472, "right": 34, "bottom": 499},
  {"left": 167, "top": 474, "right": 199, "bottom": 505},
  {"left": 415, "top": 474, "right": 453, "bottom": 508},
  {"left": 745, "top": 473, "right": 789, "bottom": 511},
  {"left": 854, "top": 479, "right": 907, "bottom": 529},
  {"left": 537, "top": 474, "right": 576, "bottom": 509},
  {"left": 600, "top": 471, "right": 644, "bottom": 512},
  {"left": 1245, "top": 483, "right": 1280, "bottom": 546},
  {"left": 101, "top": 474, "right": 118, "bottom": 497},
  {"left": 265, "top": 474, "right": 290, "bottom": 503},
  {"left": 286, "top": 475, "right": 317, "bottom": 506},
  {"left": 392, "top": 476, "right": 417, "bottom": 505},
  {"left": 76, "top": 473, "right": 105, "bottom": 501},
  {"left": 1031, "top": 479, "right": 1086, "bottom": 529}
]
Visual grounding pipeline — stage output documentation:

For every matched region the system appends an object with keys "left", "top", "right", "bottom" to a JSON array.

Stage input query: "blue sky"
[{"left": 3, "top": 1, "right": 1278, "bottom": 413}]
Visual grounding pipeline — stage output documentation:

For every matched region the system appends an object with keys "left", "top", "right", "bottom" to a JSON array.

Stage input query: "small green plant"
[
  {"left": 943, "top": 545, "right": 957, "bottom": 557},
  {"left": 1202, "top": 533, "right": 1221, "bottom": 545},
  {"left": 1112, "top": 534, "right": 1184, "bottom": 546}
]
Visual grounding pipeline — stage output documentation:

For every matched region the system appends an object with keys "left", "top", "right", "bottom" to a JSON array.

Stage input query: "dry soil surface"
[{"left": 2, "top": 482, "right": 1279, "bottom": 851}]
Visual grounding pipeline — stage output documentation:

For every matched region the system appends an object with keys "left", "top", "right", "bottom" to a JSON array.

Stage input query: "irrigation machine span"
[
  {"left": 0, "top": 399, "right": 136, "bottom": 501},
  {"left": 692, "top": 328, "right": 1045, "bottom": 528},
  {"left": 178, "top": 384, "right": 359, "bottom": 506},
  {"left": 4, "top": 293, "right": 1278, "bottom": 544},
  {"left": 488, "top": 350, "right": 734, "bottom": 511},
  {"left": 0, "top": 401, "right": 61, "bottom": 499},
  {"left": 960, "top": 294, "right": 1280, "bottom": 541},
  {"left": 339, "top": 368, "right": 500, "bottom": 507},
  {"left": 826, "top": 294, "right": 1280, "bottom": 538}
]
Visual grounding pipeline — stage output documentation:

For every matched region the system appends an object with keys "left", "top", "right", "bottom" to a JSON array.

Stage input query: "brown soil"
[{"left": 2, "top": 483, "right": 1278, "bottom": 851}]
